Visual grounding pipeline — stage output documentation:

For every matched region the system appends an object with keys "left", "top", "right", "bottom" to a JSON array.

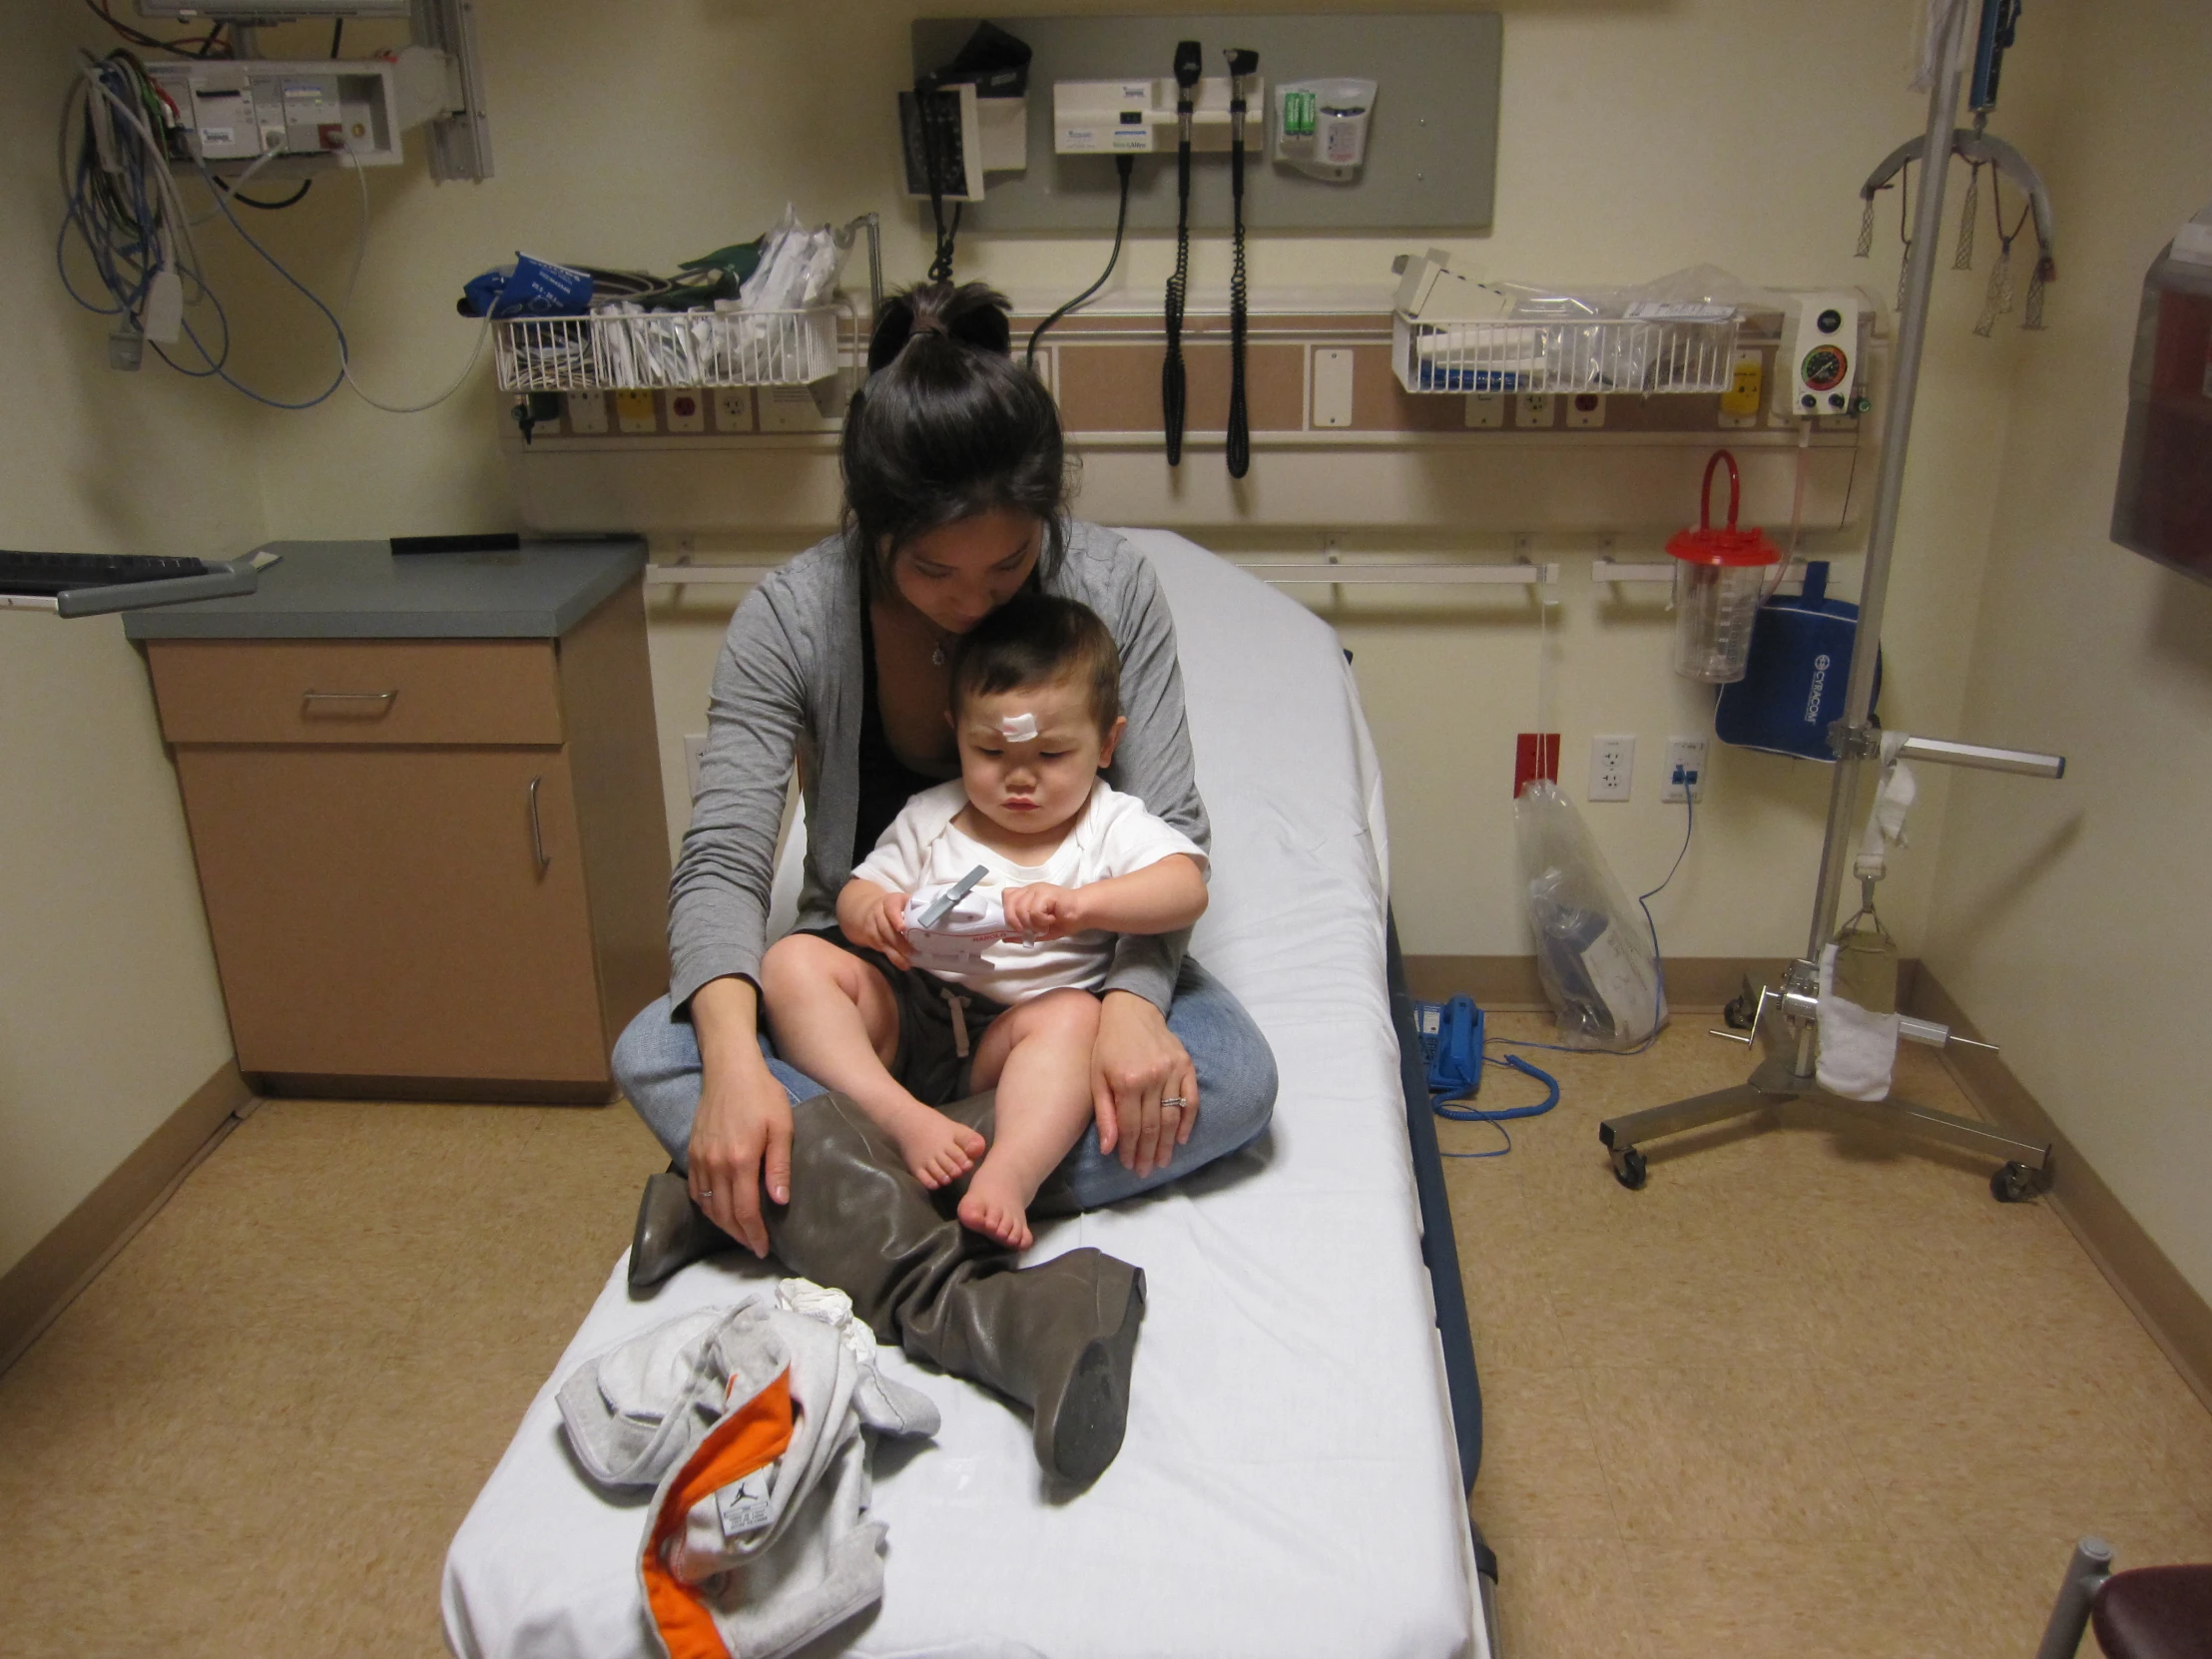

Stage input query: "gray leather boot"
[
  {"left": 628, "top": 1166, "right": 728, "bottom": 1293},
  {"left": 773, "top": 1091, "right": 1145, "bottom": 1486},
  {"left": 622, "top": 1092, "right": 1144, "bottom": 1485}
]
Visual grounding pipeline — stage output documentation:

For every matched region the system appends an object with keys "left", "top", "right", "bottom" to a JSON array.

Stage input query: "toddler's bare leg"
[
  {"left": 959, "top": 988, "right": 1102, "bottom": 1249},
  {"left": 761, "top": 935, "right": 984, "bottom": 1188}
]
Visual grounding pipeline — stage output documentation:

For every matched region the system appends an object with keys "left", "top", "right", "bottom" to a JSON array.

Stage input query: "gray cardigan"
[{"left": 668, "top": 521, "right": 1208, "bottom": 1014}]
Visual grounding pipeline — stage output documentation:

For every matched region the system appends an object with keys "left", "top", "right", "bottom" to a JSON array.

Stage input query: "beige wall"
[
  {"left": 1927, "top": 0, "right": 2212, "bottom": 1302},
  {"left": 0, "top": 14, "right": 260, "bottom": 1275},
  {"left": 226, "top": 0, "right": 2056, "bottom": 966}
]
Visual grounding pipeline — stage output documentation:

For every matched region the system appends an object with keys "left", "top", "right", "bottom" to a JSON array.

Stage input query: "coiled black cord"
[{"left": 1225, "top": 68, "right": 1253, "bottom": 479}]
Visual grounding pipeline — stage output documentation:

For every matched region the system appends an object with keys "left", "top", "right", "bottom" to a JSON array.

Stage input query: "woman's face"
[{"left": 886, "top": 509, "right": 1042, "bottom": 638}]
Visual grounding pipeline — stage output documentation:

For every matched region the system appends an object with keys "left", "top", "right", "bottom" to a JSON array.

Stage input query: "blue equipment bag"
[{"left": 1714, "top": 562, "right": 1884, "bottom": 761}]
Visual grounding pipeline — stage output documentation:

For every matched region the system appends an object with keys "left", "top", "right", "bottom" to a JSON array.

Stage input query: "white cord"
[{"left": 338, "top": 156, "right": 492, "bottom": 414}]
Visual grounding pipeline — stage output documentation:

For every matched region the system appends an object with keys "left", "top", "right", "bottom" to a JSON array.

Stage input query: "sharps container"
[{"left": 1667, "top": 450, "right": 1781, "bottom": 684}]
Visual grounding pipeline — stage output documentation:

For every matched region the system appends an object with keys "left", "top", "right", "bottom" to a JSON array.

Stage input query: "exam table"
[{"left": 442, "top": 528, "right": 1497, "bottom": 1659}]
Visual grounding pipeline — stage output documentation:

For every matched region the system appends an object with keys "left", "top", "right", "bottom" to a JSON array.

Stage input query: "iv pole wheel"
[
  {"left": 1990, "top": 1161, "right": 2038, "bottom": 1204},
  {"left": 1611, "top": 1145, "right": 1649, "bottom": 1191}
]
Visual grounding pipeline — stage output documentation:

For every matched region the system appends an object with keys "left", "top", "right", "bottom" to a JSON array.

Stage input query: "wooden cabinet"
[{"left": 146, "top": 577, "right": 669, "bottom": 1102}]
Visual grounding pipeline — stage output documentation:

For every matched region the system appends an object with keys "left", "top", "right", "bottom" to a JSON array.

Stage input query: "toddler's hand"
[
  {"left": 1002, "top": 882, "right": 1085, "bottom": 942},
  {"left": 849, "top": 888, "right": 912, "bottom": 969}
]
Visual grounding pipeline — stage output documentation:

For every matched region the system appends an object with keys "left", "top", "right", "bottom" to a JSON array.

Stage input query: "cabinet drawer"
[{"left": 147, "top": 638, "right": 563, "bottom": 746}]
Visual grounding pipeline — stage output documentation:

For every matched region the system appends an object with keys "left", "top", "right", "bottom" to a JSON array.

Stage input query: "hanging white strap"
[
  {"left": 1855, "top": 729, "right": 1918, "bottom": 880},
  {"left": 944, "top": 987, "right": 971, "bottom": 1060}
]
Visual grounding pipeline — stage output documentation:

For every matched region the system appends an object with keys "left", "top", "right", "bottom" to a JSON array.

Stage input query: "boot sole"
[{"left": 1036, "top": 1269, "right": 1146, "bottom": 1486}]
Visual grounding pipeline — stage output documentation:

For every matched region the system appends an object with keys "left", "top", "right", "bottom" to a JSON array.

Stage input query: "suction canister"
[{"left": 1667, "top": 449, "right": 1781, "bottom": 684}]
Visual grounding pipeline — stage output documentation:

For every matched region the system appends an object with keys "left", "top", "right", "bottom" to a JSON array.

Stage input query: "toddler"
[{"left": 760, "top": 594, "right": 1209, "bottom": 1249}]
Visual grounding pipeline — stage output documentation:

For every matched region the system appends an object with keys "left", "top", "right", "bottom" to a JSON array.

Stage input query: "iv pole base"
[{"left": 1597, "top": 1055, "right": 2051, "bottom": 1200}]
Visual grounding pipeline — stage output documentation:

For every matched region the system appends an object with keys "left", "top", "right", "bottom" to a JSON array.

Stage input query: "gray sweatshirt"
[{"left": 669, "top": 520, "right": 1208, "bottom": 1013}]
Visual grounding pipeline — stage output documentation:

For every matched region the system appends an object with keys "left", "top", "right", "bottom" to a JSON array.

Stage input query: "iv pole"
[{"left": 1596, "top": 0, "right": 2066, "bottom": 1203}]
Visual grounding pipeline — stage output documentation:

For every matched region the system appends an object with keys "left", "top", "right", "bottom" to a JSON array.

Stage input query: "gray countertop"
[{"left": 122, "top": 537, "right": 648, "bottom": 639}]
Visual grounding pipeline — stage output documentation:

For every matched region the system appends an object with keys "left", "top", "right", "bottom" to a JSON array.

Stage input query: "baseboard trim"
[
  {"left": 0, "top": 1059, "right": 252, "bottom": 1378},
  {"left": 1909, "top": 970, "right": 2212, "bottom": 1416},
  {"left": 1402, "top": 954, "right": 1838, "bottom": 1013}
]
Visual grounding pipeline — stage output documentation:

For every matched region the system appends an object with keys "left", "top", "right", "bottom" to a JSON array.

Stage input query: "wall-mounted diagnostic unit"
[
  {"left": 1052, "top": 73, "right": 1262, "bottom": 154},
  {"left": 146, "top": 51, "right": 456, "bottom": 169}
]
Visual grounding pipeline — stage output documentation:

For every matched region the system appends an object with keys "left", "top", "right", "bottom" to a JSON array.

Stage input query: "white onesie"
[{"left": 850, "top": 778, "right": 1207, "bottom": 1007}]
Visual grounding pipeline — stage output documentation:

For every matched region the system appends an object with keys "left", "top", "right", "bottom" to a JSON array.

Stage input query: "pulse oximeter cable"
[
  {"left": 1161, "top": 39, "right": 1201, "bottom": 466},
  {"left": 1224, "top": 47, "right": 1258, "bottom": 480}
]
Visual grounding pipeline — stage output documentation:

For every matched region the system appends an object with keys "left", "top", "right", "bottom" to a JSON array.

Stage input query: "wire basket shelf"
[
  {"left": 1392, "top": 311, "right": 1740, "bottom": 397},
  {"left": 495, "top": 305, "right": 847, "bottom": 392}
]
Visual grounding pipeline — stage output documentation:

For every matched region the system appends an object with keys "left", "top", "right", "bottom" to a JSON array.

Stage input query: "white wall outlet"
[
  {"left": 1662, "top": 736, "right": 1709, "bottom": 803},
  {"left": 684, "top": 733, "right": 709, "bottom": 801},
  {"left": 712, "top": 388, "right": 754, "bottom": 432},
  {"left": 1311, "top": 347, "right": 1355, "bottom": 428},
  {"left": 1589, "top": 734, "right": 1635, "bottom": 801},
  {"left": 1565, "top": 391, "right": 1606, "bottom": 429},
  {"left": 1514, "top": 393, "right": 1555, "bottom": 428},
  {"left": 564, "top": 389, "right": 608, "bottom": 435},
  {"left": 1464, "top": 393, "right": 1504, "bottom": 429},
  {"left": 663, "top": 389, "right": 706, "bottom": 433}
]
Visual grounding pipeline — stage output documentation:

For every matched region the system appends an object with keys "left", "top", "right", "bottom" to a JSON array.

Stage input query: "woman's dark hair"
[
  {"left": 842, "top": 281, "right": 1072, "bottom": 587},
  {"left": 948, "top": 593, "right": 1121, "bottom": 738}
]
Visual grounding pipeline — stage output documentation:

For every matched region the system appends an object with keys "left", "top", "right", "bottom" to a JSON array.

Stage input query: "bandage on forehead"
[{"left": 997, "top": 712, "right": 1038, "bottom": 742}]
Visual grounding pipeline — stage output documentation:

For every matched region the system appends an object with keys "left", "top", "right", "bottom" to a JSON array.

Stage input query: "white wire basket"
[
  {"left": 1392, "top": 310, "right": 1740, "bottom": 397},
  {"left": 495, "top": 304, "right": 846, "bottom": 392}
]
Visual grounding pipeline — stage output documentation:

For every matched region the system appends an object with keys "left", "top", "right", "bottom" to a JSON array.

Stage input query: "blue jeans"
[{"left": 614, "top": 955, "right": 1277, "bottom": 1212}]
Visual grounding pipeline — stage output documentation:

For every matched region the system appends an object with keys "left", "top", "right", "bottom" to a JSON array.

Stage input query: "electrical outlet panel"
[
  {"left": 1662, "top": 736, "right": 1708, "bottom": 803},
  {"left": 1718, "top": 347, "right": 1764, "bottom": 427},
  {"left": 711, "top": 388, "right": 754, "bottom": 432},
  {"left": 145, "top": 50, "right": 451, "bottom": 171},
  {"left": 1589, "top": 734, "right": 1634, "bottom": 802},
  {"left": 1565, "top": 392, "right": 1606, "bottom": 429},
  {"left": 663, "top": 390, "right": 706, "bottom": 434},
  {"left": 1515, "top": 393, "right": 1555, "bottom": 428},
  {"left": 1464, "top": 393, "right": 1504, "bottom": 429},
  {"left": 614, "top": 390, "right": 658, "bottom": 434},
  {"left": 562, "top": 390, "right": 607, "bottom": 435},
  {"left": 1312, "top": 348, "right": 1355, "bottom": 428}
]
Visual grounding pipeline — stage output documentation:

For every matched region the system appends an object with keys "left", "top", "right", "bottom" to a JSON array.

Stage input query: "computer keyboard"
[{"left": 0, "top": 550, "right": 211, "bottom": 596}]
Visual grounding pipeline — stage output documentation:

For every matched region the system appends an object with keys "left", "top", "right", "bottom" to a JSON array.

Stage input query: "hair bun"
[{"left": 866, "top": 281, "right": 1013, "bottom": 373}]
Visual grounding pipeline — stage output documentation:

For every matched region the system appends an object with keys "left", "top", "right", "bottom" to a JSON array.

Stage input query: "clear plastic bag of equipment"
[
  {"left": 725, "top": 206, "right": 849, "bottom": 378},
  {"left": 1514, "top": 780, "right": 1667, "bottom": 1051}
]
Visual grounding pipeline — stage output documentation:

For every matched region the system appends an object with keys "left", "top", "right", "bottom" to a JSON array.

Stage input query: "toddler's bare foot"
[
  {"left": 957, "top": 1158, "right": 1036, "bottom": 1251},
  {"left": 888, "top": 1107, "right": 986, "bottom": 1190}
]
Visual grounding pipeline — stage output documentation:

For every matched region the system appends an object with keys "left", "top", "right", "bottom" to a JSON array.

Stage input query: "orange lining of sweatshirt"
[{"left": 641, "top": 1368, "right": 795, "bottom": 1659}]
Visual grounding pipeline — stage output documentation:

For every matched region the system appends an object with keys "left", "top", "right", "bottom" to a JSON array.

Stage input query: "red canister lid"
[{"left": 1667, "top": 449, "right": 1781, "bottom": 567}]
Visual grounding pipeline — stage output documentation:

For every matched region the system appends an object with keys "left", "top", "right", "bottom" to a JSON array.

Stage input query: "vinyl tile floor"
[
  {"left": 1453, "top": 1012, "right": 2212, "bottom": 1659},
  {"left": 1, "top": 1022, "right": 2208, "bottom": 1657}
]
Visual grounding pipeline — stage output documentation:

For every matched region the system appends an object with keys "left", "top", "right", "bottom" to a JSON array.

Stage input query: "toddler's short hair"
[{"left": 949, "top": 593, "right": 1121, "bottom": 737}]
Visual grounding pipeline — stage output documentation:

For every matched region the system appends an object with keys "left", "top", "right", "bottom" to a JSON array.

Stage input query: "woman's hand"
[
  {"left": 686, "top": 977, "right": 794, "bottom": 1258},
  {"left": 839, "top": 880, "right": 912, "bottom": 969},
  {"left": 1002, "top": 881, "right": 1085, "bottom": 942},
  {"left": 1090, "top": 989, "right": 1198, "bottom": 1177}
]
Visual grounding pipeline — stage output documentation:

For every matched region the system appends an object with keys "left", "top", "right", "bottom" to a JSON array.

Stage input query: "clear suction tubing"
[{"left": 1667, "top": 449, "right": 1781, "bottom": 684}]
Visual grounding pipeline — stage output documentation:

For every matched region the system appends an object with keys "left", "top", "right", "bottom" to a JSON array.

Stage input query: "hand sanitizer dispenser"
[{"left": 2112, "top": 201, "right": 2212, "bottom": 584}]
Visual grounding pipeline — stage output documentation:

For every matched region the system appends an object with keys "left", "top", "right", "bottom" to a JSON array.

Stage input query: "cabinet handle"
[
  {"left": 528, "top": 775, "right": 551, "bottom": 874},
  {"left": 301, "top": 689, "right": 397, "bottom": 707}
]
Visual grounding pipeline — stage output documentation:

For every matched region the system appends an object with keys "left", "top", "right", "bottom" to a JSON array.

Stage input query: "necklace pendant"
[{"left": 931, "top": 644, "right": 946, "bottom": 667}]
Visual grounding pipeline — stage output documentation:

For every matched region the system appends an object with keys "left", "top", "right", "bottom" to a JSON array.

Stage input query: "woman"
[{"left": 615, "top": 281, "right": 1278, "bottom": 1276}]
